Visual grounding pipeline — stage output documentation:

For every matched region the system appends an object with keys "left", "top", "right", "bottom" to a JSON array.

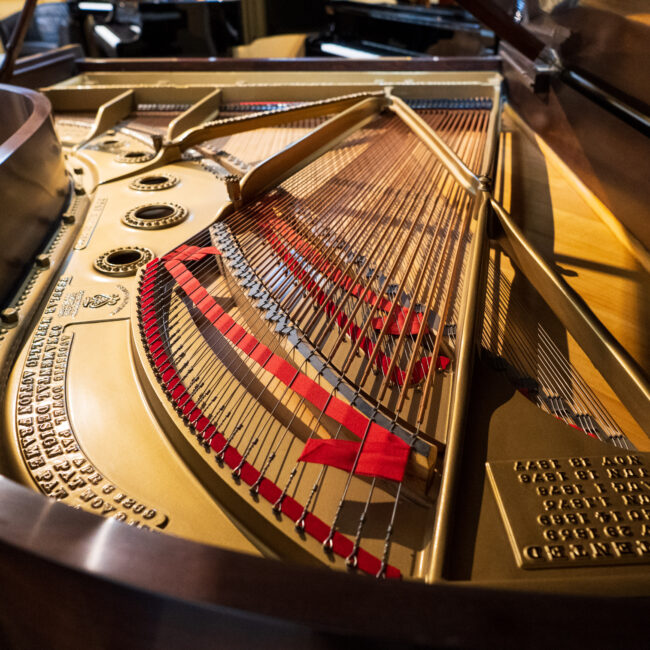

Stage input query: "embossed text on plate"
[{"left": 487, "top": 455, "right": 650, "bottom": 569}]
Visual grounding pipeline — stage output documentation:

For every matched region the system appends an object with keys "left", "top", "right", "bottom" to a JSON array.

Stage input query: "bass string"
[
  {"left": 271, "top": 111, "right": 456, "bottom": 323},
  {"left": 380, "top": 110, "right": 487, "bottom": 404},
  {"left": 215, "top": 116, "right": 331, "bottom": 166},
  {"left": 146, "top": 109, "right": 471, "bottom": 315},
  {"left": 311, "top": 137, "right": 449, "bottom": 363},
  {"left": 223, "top": 114, "right": 480, "bottom": 484},
  {"left": 300, "top": 120, "right": 455, "bottom": 341},
  {"left": 214, "top": 131, "right": 424, "bottom": 450},
  {"left": 406, "top": 111, "right": 489, "bottom": 420},
  {"left": 220, "top": 114, "right": 464, "bottom": 398},
  {"left": 366, "top": 111, "right": 492, "bottom": 570},
  {"left": 240, "top": 113, "right": 431, "bottom": 319},
  {"left": 331, "top": 110, "right": 477, "bottom": 378},
  {"left": 296, "top": 113, "right": 468, "bottom": 362},
  {"left": 170, "top": 115, "right": 428, "bottom": 390},
  {"left": 147, "top": 111, "right": 480, "bottom": 442},
  {"left": 294, "top": 110, "right": 489, "bottom": 554},
  {"left": 153, "top": 117, "right": 426, "bottom": 456}
]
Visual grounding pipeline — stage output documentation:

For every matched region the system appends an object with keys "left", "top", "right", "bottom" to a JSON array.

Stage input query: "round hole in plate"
[
  {"left": 138, "top": 176, "right": 169, "bottom": 186},
  {"left": 122, "top": 202, "right": 187, "bottom": 230},
  {"left": 128, "top": 172, "right": 179, "bottom": 191},
  {"left": 116, "top": 150, "right": 155, "bottom": 164},
  {"left": 102, "top": 138, "right": 119, "bottom": 146},
  {"left": 134, "top": 205, "right": 176, "bottom": 220},
  {"left": 106, "top": 249, "right": 143, "bottom": 265},
  {"left": 94, "top": 246, "right": 154, "bottom": 276}
]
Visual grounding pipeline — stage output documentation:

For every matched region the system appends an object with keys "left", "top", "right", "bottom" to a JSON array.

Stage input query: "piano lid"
[
  {"left": 463, "top": 0, "right": 650, "bottom": 109},
  {"left": 450, "top": 0, "right": 650, "bottom": 252}
]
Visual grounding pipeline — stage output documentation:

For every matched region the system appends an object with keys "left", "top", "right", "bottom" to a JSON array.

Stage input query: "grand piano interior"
[{"left": 0, "top": 1, "right": 649, "bottom": 647}]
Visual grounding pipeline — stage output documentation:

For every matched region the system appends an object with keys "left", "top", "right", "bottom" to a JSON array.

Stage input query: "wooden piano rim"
[
  {"left": 75, "top": 55, "right": 503, "bottom": 74},
  {"left": 0, "top": 83, "right": 52, "bottom": 163},
  {"left": 0, "top": 476, "right": 649, "bottom": 648}
]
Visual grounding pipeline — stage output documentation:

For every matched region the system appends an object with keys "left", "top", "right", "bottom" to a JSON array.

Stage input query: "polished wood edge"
[
  {"left": 76, "top": 56, "right": 501, "bottom": 73},
  {"left": 454, "top": 0, "right": 545, "bottom": 61},
  {"left": 0, "top": 476, "right": 649, "bottom": 648},
  {"left": 0, "top": 0, "right": 38, "bottom": 83},
  {"left": 11, "top": 44, "right": 83, "bottom": 89},
  {"left": 0, "top": 83, "right": 52, "bottom": 164}
]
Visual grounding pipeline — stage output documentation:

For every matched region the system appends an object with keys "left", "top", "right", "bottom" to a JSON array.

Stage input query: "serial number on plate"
[{"left": 487, "top": 454, "right": 650, "bottom": 569}]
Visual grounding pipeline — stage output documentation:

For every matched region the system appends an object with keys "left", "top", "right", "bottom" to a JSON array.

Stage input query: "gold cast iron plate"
[{"left": 486, "top": 453, "right": 650, "bottom": 569}]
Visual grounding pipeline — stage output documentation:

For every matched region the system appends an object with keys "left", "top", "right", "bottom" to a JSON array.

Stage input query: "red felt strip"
[
  {"left": 262, "top": 217, "right": 429, "bottom": 331},
  {"left": 298, "top": 438, "right": 360, "bottom": 473},
  {"left": 299, "top": 427, "right": 409, "bottom": 483}
]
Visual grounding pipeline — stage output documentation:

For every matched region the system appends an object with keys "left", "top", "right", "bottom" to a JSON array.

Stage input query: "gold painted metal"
[
  {"left": 128, "top": 173, "right": 180, "bottom": 192},
  {"left": 388, "top": 94, "right": 479, "bottom": 195},
  {"left": 0, "top": 196, "right": 87, "bottom": 437},
  {"left": 44, "top": 86, "right": 134, "bottom": 112},
  {"left": 94, "top": 246, "right": 154, "bottom": 276},
  {"left": 240, "top": 95, "right": 386, "bottom": 202},
  {"left": 428, "top": 190, "right": 490, "bottom": 582},
  {"left": 427, "top": 91, "right": 503, "bottom": 581},
  {"left": 122, "top": 202, "right": 188, "bottom": 230},
  {"left": 115, "top": 151, "right": 156, "bottom": 164},
  {"left": 167, "top": 88, "right": 222, "bottom": 141},
  {"left": 98, "top": 146, "right": 180, "bottom": 188},
  {"left": 3, "top": 156, "right": 262, "bottom": 554},
  {"left": 73, "top": 89, "right": 134, "bottom": 151},
  {"left": 487, "top": 453, "right": 650, "bottom": 569},
  {"left": 44, "top": 85, "right": 219, "bottom": 111},
  {"left": 98, "top": 91, "right": 386, "bottom": 187},
  {"left": 175, "top": 91, "right": 385, "bottom": 152},
  {"left": 123, "top": 92, "right": 492, "bottom": 575}
]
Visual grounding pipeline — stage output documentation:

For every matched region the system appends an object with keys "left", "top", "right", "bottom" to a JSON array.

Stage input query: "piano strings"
[
  {"left": 138, "top": 103, "right": 490, "bottom": 576},
  {"left": 481, "top": 252, "right": 630, "bottom": 447}
]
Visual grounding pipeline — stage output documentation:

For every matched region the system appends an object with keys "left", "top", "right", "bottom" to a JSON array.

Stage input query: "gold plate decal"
[{"left": 487, "top": 454, "right": 650, "bottom": 569}]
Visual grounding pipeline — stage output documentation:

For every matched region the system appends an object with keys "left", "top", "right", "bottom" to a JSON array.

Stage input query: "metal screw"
[
  {"left": 35, "top": 255, "right": 50, "bottom": 269},
  {"left": 1, "top": 308, "right": 19, "bottom": 325}
]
